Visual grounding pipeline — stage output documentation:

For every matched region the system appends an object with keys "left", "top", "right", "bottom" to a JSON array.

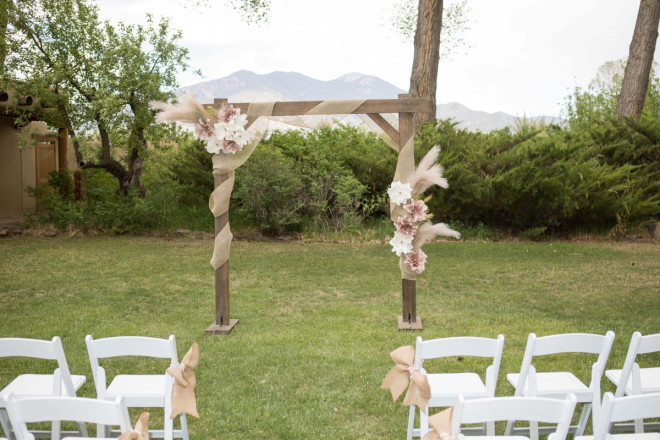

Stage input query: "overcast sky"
[{"left": 96, "top": 0, "right": 657, "bottom": 117}]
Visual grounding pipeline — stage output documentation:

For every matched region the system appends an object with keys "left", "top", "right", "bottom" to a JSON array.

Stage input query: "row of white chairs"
[
  {"left": 406, "top": 331, "right": 660, "bottom": 440},
  {"left": 0, "top": 335, "right": 188, "bottom": 440},
  {"left": 446, "top": 392, "right": 660, "bottom": 440}
]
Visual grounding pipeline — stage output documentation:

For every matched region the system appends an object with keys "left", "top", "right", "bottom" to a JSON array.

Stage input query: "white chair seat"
[
  {"left": 577, "top": 435, "right": 660, "bottom": 440},
  {"left": 605, "top": 367, "right": 660, "bottom": 395},
  {"left": 105, "top": 375, "right": 167, "bottom": 406},
  {"left": 0, "top": 374, "right": 86, "bottom": 400},
  {"left": 428, "top": 373, "right": 487, "bottom": 401},
  {"left": 507, "top": 372, "right": 592, "bottom": 401}
]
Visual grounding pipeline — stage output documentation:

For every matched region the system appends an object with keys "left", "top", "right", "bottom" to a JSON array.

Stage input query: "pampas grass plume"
[
  {"left": 412, "top": 221, "right": 461, "bottom": 249},
  {"left": 409, "top": 145, "right": 448, "bottom": 196},
  {"left": 150, "top": 93, "right": 211, "bottom": 124}
]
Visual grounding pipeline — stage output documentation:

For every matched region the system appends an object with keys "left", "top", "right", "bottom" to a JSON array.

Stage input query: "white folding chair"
[
  {"left": 407, "top": 334, "right": 504, "bottom": 439},
  {"left": 575, "top": 392, "right": 660, "bottom": 440},
  {"left": 0, "top": 337, "right": 87, "bottom": 440},
  {"left": 85, "top": 335, "right": 188, "bottom": 440},
  {"left": 3, "top": 394, "right": 131, "bottom": 440},
  {"left": 605, "top": 332, "right": 660, "bottom": 433},
  {"left": 451, "top": 394, "right": 577, "bottom": 440},
  {"left": 506, "top": 331, "right": 615, "bottom": 437}
]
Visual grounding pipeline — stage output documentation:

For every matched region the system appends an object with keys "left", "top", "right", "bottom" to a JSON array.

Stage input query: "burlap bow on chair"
[
  {"left": 381, "top": 345, "right": 431, "bottom": 412},
  {"left": 118, "top": 412, "right": 150, "bottom": 440},
  {"left": 166, "top": 343, "right": 200, "bottom": 418},
  {"left": 422, "top": 407, "right": 455, "bottom": 440}
]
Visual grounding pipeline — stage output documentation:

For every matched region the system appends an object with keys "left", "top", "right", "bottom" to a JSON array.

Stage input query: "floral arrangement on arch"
[
  {"left": 388, "top": 146, "right": 460, "bottom": 274},
  {"left": 151, "top": 93, "right": 251, "bottom": 155}
]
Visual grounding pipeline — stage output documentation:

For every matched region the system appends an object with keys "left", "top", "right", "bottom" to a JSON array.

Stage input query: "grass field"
[{"left": 0, "top": 236, "right": 658, "bottom": 439}]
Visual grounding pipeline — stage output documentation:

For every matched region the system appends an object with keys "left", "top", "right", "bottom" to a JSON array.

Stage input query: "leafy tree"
[
  {"left": 2, "top": 0, "right": 192, "bottom": 195},
  {"left": 616, "top": 0, "right": 660, "bottom": 119},
  {"left": 564, "top": 60, "right": 660, "bottom": 131}
]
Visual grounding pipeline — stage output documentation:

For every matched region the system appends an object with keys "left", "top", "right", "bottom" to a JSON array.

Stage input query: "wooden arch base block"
[
  {"left": 205, "top": 319, "right": 239, "bottom": 334},
  {"left": 398, "top": 316, "right": 423, "bottom": 330}
]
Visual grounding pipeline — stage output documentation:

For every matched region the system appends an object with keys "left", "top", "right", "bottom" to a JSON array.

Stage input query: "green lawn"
[{"left": 0, "top": 237, "right": 658, "bottom": 439}]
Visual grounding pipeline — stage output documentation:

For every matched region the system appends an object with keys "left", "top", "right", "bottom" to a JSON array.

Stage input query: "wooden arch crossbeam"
[{"left": 204, "top": 94, "right": 433, "bottom": 334}]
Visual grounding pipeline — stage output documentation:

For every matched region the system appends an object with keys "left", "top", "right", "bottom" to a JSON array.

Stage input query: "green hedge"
[{"left": 28, "top": 117, "right": 659, "bottom": 238}]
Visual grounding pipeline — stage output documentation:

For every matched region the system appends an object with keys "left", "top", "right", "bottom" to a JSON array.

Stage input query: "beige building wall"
[{"left": 0, "top": 118, "right": 55, "bottom": 219}]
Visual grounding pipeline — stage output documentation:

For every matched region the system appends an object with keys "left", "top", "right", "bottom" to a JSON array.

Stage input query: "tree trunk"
[
  {"left": 409, "top": 0, "right": 443, "bottom": 132},
  {"left": 0, "top": 0, "right": 8, "bottom": 73},
  {"left": 616, "top": 0, "right": 660, "bottom": 120}
]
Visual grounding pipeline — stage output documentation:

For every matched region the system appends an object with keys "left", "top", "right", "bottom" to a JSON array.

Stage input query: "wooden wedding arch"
[{"left": 203, "top": 94, "right": 433, "bottom": 334}]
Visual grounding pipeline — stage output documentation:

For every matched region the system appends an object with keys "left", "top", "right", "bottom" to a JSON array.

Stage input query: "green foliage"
[
  {"left": 233, "top": 145, "right": 303, "bottom": 235},
  {"left": 416, "top": 116, "right": 660, "bottom": 236},
  {"left": 26, "top": 167, "right": 211, "bottom": 234},
  {"left": 3, "top": 0, "right": 192, "bottom": 193},
  {"left": 167, "top": 131, "right": 214, "bottom": 206},
  {"left": 25, "top": 55, "right": 660, "bottom": 238},
  {"left": 46, "top": 169, "right": 74, "bottom": 202},
  {"left": 230, "top": 126, "right": 394, "bottom": 233}
]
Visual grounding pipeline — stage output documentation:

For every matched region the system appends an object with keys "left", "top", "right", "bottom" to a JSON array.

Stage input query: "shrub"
[
  {"left": 415, "top": 118, "right": 659, "bottom": 235},
  {"left": 233, "top": 145, "right": 304, "bottom": 235}
]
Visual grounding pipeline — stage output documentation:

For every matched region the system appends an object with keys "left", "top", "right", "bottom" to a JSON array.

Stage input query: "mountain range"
[{"left": 180, "top": 70, "right": 558, "bottom": 132}]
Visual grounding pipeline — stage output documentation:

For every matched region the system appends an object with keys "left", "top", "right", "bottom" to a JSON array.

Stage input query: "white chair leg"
[
  {"left": 97, "top": 423, "right": 107, "bottom": 438},
  {"left": 164, "top": 414, "right": 174, "bottom": 440},
  {"left": 76, "top": 421, "right": 88, "bottom": 438},
  {"left": 576, "top": 403, "right": 591, "bottom": 436},
  {"left": 420, "top": 406, "right": 429, "bottom": 438},
  {"left": 180, "top": 414, "right": 189, "bottom": 440},
  {"left": 505, "top": 420, "right": 516, "bottom": 436},
  {"left": 51, "top": 420, "right": 60, "bottom": 440},
  {"left": 530, "top": 420, "right": 539, "bottom": 440},
  {"left": 0, "top": 409, "right": 12, "bottom": 440},
  {"left": 486, "top": 422, "right": 495, "bottom": 436},
  {"left": 634, "top": 417, "right": 644, "bottom": 434},
  {"left": 407, "top": 405, "right": 416, "bottom": 440}
]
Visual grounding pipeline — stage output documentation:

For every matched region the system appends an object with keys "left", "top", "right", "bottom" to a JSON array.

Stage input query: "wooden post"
[
  {"left": 206, "top": 99, "right": 238, "bottom": 334},
  {"left": 397, "top": 93, "right": 422, "bottom": 330}
]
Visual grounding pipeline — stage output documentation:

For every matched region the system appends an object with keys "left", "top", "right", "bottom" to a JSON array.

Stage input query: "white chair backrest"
[
  {"left": 593, "top": 392, "right": 660, "bottom": 440},
  {"left": 85, "top": 335, "right": 178, "bottom": 395},
  {"left": 414, "top": 335, "right": 505, "bottom": 368},
  {"left": 516, "top": 332, "right": 615, "bottom": 390},
  {"left": 4, "top": 394, "right": 131, "bottom": 440},
  {"left": 451, "top": 394, "right": 577, "bottom": 439},
  {"left": 615, "top": 332, "right": 660, "bottom": 397},
  {"left": 86, "top": 335, "right": 178, "bottom": 368},
  {"left": 0, "top": 337, "right": 77, "bottom": 397}
]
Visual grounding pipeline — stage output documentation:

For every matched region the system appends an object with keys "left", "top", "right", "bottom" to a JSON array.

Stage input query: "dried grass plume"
[
  {"left": 150, "top": 93, "right": 212, "bottom": 124},
  {"left": 408, "top": 146, "right": 448, "bottom": 196},
  {"left": 412, "top": 221, "right": 461, "bottom": 249}
]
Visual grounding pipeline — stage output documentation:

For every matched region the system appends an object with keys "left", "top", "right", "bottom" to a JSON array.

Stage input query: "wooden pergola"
[{"left": 204, "top": 94, "right": 433, "bottom": 334}]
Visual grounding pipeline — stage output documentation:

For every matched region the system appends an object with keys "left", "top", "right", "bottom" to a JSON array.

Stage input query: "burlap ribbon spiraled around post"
[
  {"left": 117, "top": 412, "right": 150, "bottom": 440},
  {"left": 209, "top": 103, "right": 273, "bottom": 270},
  {"left": 166, "top": 343, "right": 199, "bottom": 418},
  {"left": 209, "top": 99, "right": 367, "bottom": 270},
  {"left": 422, "top": 407, "right": 455, "bottom": 440},
  {"left": 390, "top": 136, "right": 417, "bottom": 281},
  {"left": 381, "top": 345, "right": 431, "bottom": 412}
]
